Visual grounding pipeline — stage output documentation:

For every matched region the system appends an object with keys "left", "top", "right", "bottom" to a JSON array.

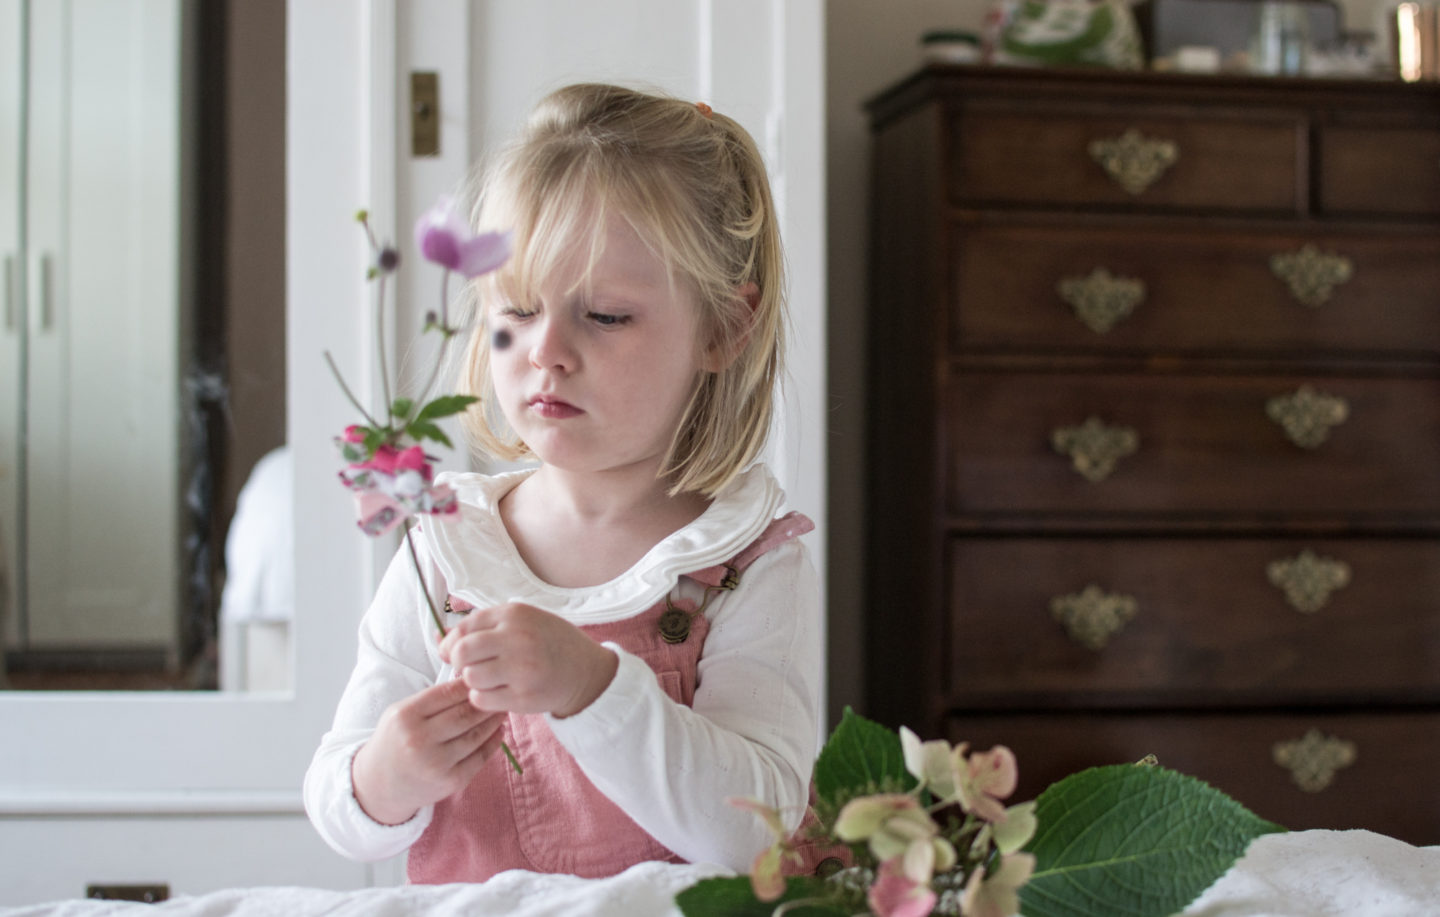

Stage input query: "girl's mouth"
[{"left": 528, "top": 395, "right": 583, "bottom": 419}]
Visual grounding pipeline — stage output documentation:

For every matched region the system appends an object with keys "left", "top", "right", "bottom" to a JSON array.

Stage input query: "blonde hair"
[{"left": 457, "top": 83, "right": 786, "bottom": 497}]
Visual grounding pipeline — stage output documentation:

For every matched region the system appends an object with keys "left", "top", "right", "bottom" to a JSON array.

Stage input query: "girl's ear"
[{"left": 701, "top": 282, "right": 760, "bottom": 372}]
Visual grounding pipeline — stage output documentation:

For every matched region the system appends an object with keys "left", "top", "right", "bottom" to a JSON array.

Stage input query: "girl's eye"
[
  {"left": 587, "top": 311, "right": 629, "bottom": 327},
  {"left": 500, "top": 306, "right": 537, "bottom": 320}
]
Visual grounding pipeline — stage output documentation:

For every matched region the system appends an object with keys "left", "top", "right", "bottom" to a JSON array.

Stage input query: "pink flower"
[
  {"left": 955, "top": 744, "right": 1019, "bottom": 823},
  {"left": 342, "top": 424, "right": 367, "bottom": 443},
  {"left": 961, "top": 852, "right": 1035, "bottom": 917},
  {"left": 354, "top": 444, "right": 432, "bottom": 479},
  {"left": 392, "top": 444, "right": 431, "bottom": 475},
  {"left": 868, "top": 856, "right": 937, "bottom": 917},
  {"left": 727, "top": 796, "right": 801, "bottom": 902},
  {"left": 414, "top": 196, "right": 512, "bottom": 279}
]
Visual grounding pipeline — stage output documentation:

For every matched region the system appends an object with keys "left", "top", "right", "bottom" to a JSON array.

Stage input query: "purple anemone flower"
[{"left": 413, "top": 196, "right": 512, "bottom": 278}]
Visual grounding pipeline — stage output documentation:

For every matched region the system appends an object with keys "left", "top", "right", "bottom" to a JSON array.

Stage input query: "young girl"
[{"left": 304, "top": 83, "right": 822, "bottom": 882}]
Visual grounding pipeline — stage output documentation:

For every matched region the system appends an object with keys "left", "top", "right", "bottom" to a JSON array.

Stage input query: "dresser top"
[{"left": 867, "top": 64, "right": 1440, "bottom": 129}]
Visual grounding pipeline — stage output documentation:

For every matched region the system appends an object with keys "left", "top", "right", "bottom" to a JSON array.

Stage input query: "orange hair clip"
[{"left": 695, "top": 101, "right": 713, "bottom": 119}]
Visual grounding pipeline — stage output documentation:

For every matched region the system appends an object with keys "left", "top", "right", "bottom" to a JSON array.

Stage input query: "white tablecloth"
[{"left": 3, "top": 830, "right": 1436, "bottom": 917}]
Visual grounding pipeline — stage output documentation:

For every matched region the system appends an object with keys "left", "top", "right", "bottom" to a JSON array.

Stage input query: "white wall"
[{"left": 822, "top": 0, "right": 1400, "bottom": 724}]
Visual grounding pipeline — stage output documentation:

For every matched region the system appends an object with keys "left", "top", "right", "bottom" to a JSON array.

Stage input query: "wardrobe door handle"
[
  {"left": 37, "top": 252, "right": 54, "bottom": 331},
  {"left": 3, "top": 255, "right": 14, "bottom": 332}
]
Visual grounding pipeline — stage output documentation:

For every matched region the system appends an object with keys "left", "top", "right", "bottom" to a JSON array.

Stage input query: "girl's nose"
[{"left": 528, "top": 314, "right": 577, "bottom": 374}]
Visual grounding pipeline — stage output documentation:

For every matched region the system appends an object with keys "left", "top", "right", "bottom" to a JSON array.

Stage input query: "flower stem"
[
  {"left": 403, "top": 522, "right": 447, "bottom": 635},
  {"left": 324, "top": 351, "right": 381, "bottom": 429},
  {"left": 402, "top": 520, "right": 521, "bottom": 775},
  {"left": 375, "top": 273, "right": 394, "bottom": 419},
  {"left": 414, "top": 269, "right": 454, "bottom": 405}
]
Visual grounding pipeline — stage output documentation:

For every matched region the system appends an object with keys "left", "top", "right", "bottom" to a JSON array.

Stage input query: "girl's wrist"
[
  {"left": 553, "top": 646, "right": 619, "bottom": 719},
  {"left": 351, "top": 745, "right": 419, "bottom": 827}
]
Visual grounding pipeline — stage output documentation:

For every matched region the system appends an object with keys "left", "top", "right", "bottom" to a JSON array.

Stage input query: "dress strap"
[{"left": 685, "top": 511, "right": 814, "bottom": 588}]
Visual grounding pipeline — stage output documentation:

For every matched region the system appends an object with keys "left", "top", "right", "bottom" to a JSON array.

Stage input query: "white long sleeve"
[
  {"left": 303, "top": 535, "right": 449, "bottom": 861},
  {"left": 549, "top": 540, "right": 821, "bottom": 870}
]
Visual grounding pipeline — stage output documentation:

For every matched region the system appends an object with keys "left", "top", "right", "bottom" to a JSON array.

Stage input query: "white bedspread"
[{"left": 3, "top": 830, "right": 1436, "bottom": 917}]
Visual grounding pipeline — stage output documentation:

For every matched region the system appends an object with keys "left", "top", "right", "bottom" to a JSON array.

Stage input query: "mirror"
[{"left": 0, "top": 0, "right": 286, "bottom": 692}]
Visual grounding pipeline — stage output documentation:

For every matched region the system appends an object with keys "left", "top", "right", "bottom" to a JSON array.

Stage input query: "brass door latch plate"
[{"left": 411, "top": 71, "right": 440, "bottom": 157}]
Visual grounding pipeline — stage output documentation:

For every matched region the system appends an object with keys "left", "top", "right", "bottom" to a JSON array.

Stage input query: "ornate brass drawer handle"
[
  {"left": 1265, "top": 385, "right": 1349, "bottom": 449},
  {"left": 1272, "top": 729, "right": 1357, "bottom": 793},
  {"left": 1088, "top": 128, "right": 1179, "bottom": 195},
  {"left": 1056, "top": 268, "right": 1146, "bottom": 334},
  {"left": 1050, "top": 584, "right": 1138, "bottom": 651},
  {"left": 1266, "top": 549, "right": 1351, "bottom": 613},
  {"left": 1051, "top": 417, "right": 1139, "bottom": 482},
  {"left": 1270, "top": 244, "right": 1353, "bottom": 307}
]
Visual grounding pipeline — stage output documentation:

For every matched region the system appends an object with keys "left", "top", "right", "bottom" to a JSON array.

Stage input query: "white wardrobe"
[
  {"left": 1, "top": 0, "right": 181, "bottom": 659},
  {"left": 0, "top": 0, "right": 823, "bottom": 903}
]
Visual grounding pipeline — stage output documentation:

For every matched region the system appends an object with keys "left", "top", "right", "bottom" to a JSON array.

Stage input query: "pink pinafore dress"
[{"left": 407, "top": 512, "right": 839, "bottom": 883}]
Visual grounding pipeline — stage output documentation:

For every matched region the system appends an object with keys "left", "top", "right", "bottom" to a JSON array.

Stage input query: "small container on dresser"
[{"left": 864, "top": 65, "right": 1440, "bottom": 844}]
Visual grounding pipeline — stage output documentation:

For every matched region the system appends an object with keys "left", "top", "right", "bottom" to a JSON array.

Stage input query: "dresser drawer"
[
  {"left": 947, "top": 106, "right": 1302, "bottom": 213},
  {"left": 1320, "top": 126, "right": 1440, "bottom": 218},
  {"left": 950, "top": 221, "right": 1440, "bottom": 355},
  {"left": 945, "top": 372, "right": 1440, "bottom": 516},
  {"left": 944, "top": 711, "right": 1440, "bottom": 846},
  {"left": 943, "top": 537, "right": 1440, "bottom": 705}
]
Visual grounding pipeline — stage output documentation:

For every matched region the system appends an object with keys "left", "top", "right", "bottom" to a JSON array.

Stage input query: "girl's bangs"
[{"left": 485, "top": 158, "right": 621, "bottom": 313}]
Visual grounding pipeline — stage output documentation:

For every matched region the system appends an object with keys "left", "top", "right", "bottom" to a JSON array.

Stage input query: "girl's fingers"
[
  {"left": 459, "top": 658, "right": 507, "bottom": 693},
  {"left": 430, "top": 692, "right": 493, "bottom": 739},
  {"left": 437, "top": 605, "right": 505, "bottom": 658},
  {"left": 404, "top": 676, "right": 471, "bottom": 716},
  {"left": 444, "top": 711, "right": 503, "bottom": 761}
]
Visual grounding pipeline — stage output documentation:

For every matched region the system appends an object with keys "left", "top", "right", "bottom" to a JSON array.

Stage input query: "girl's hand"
[
  {"left": 350, "top": 678, "right": 505, "bottom": 826},
  {"left": 438, "top": 602, "right": 619, "bottom": 719}
]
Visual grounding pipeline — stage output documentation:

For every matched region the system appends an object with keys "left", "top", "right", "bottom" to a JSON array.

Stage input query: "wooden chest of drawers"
[{"left": 863, "top": 66, "right": 1440, "bottom": 844}]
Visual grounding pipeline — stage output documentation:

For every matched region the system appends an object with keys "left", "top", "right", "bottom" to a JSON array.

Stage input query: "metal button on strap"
[
  {"left": 658, "top": 606, "right": 692, "bottom": 644},
  {"left": 658, "top": 564, "right": 742, "bottom": 644}
]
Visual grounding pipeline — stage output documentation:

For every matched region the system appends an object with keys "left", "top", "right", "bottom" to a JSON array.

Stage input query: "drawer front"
[
  {"left": 950, "top": 222, "right": 1440, "bottom": 355},
  {"left": 947, "top": 108, "right": 1302, "bottom": 212},
  {"left": 944, "top": 712, "right": 1440, "bottom": 846},
  {"left": 943, "top": 537, "right": 1440, "bottom": 704},
  {"left": 945, "top": 372, "right": 1440, "bottom": 516},
  {"left": 1320, "top": 126, "right": 1440, "bottom": 218}
]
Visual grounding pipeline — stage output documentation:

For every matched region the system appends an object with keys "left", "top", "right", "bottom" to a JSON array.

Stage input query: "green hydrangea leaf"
[
  {"left": 813, "top": 708, "right": 917, "bottom": 808},
  {"left": 389, "top": 397, "right": 414, "bottom": 419},
  {"left": 406, "top": 420, "right": 453, "bottom": 449},
  {"left": 674, "top": 877, "right": 843, "bottom": 917},
  {"left": 415, "top": 394, "right": 479, "bottom": 422},
  {"left": 1019, "top": 764, "right": 1286, "bottom": 917},
  {"left": 362, "top": 427, "right": 388, "bottom": 453}
]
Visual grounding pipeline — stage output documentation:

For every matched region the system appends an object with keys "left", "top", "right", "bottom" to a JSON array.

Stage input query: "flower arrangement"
[
  {"left": 328, "top": 198, "right": 520, "bottom": 772},
  {"left": 678, "top": 710, "right": 1284, "bottom": 917}
]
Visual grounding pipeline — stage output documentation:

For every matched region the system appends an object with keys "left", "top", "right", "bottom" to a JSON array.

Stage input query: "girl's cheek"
[{"left": 492, "top": 328, "right": 512, "bottom": 351}]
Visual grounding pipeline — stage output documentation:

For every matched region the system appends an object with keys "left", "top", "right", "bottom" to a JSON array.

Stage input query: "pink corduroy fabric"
[{"left": 407, "top": 512, "right": 835, "bottom": 883}]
